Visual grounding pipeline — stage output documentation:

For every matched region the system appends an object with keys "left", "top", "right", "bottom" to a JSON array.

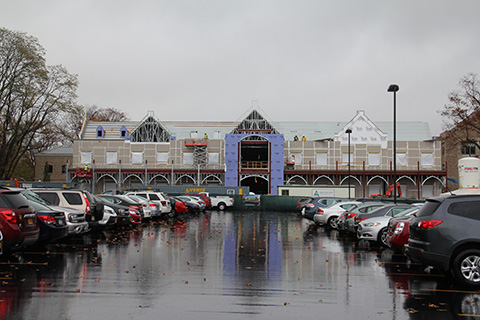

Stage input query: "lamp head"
[
  {"left": 387, "top": 84, "right": 399, "bottom": 92},
  {"left": 345, "top": 129, "right": 352, "bottom": 134}
]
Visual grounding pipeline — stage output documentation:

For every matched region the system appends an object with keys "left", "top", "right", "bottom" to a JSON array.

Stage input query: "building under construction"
[{"left": 70, "top": 108, "right": 445, "bottom": 198}]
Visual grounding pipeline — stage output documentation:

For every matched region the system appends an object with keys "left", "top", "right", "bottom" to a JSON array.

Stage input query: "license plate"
[{"left": 27, "top": 218, "right": 34, "bottom": 225}]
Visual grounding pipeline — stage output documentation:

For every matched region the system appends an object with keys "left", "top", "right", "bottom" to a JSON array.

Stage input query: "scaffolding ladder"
[{"left": 185, "top": 139, "right": 208, "bottom": 168}]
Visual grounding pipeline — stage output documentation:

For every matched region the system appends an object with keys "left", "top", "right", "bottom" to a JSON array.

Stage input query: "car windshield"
[
  {"left": 22, "top": 190, "right": 51, "bottom": 206},
  {"left": 28, "top": 200, "right": 51, "bottom": 212},
  {"left": 128, "top": 195, "right": 148, "bottom": 203}
]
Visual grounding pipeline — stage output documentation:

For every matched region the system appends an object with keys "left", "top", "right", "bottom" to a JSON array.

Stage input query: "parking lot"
[{"left": 0, "top": 210, "right": 478, "bottom": 320}]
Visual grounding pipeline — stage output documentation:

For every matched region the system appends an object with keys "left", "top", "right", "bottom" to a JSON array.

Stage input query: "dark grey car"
[{"left": 404, "top": 194, "right": 480, "bottom": 287}]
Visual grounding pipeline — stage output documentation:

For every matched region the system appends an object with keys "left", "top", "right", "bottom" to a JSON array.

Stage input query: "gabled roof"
[
  {"left": 231, "top": 109, "right": 279, "bottom": 134},
  {"left": 130, "top": 113, "right": 171, "bottom": 142}
]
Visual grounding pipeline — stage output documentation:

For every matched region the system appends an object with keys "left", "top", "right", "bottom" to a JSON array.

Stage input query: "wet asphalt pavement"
[{"left": 0, "top": 210, "right": 479, "bottom": 320}]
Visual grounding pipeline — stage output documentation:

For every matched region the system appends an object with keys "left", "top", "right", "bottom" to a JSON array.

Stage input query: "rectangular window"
[
  {"left": 80, "top": 152, "right": 92, "bottom": 164},
  {"left": 342, "top": 153, "right": 353, "bottom": 164},
  {"left": 397, "top": 153, "right": 407, "bottom": 166},
  {"left": 183, "top": 153, "right": 194, "bottom": 165},
  {"left": 368, "top": 153, "right": 381, "bottom": 166},
  {"left": 293, "top": 153, "right": 302, "bottom": 165},
  {"left": 421, "top": 153, "right": 434, "bottom": 166},
  {"left": 461, "top": 143, "right": 476, "bottom": 155},
  {"left": 131, "top": 152, "right": 144, "bottom": 164},
  {"left": 281, "top": 190, "right": 289, "bottom": 196},
  {"left": 106, "top": 152, "right": 118, "bottom": 164},
  {"left": 61, "top": 165, "right": 67, "bottom": 174},
  {"left": 316, "top": 153, "right": 327, "bottom": 166},
  {"left": 208, "top": 153, "right": 219, "bottom": 164},
  {"left": 156, "top": 152, "right": 169, "bottom": 163}
]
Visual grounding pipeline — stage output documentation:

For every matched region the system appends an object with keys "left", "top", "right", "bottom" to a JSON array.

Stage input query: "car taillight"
[
  {"left": 307, "top": 203, "right": 314, "bottom": 208},
  {"left": 161, "top": 201, "right": 166, "bottom": 206},
  {"left": 417, "top": 220, "right": 443, "bottom": 229},
  {"left": 394, "top": 222, "right": 405, "bottom": 234},
  {"left": 317, "top": 209, "right": 324, "bottom": 214},
  {"left": 82, "top": 193, "right": 91, "bottom": 214},
  {"left": 355, "top": 217, "right": 367, "bottom": 223},
  {"left": 347, "top": 213, "right": 356, "bottom": 219},
  {"left": 38, "top": 215, "right": 56, "bottom": 224},
  {"left": 149, "top": 203, "right": 157, "bottom": 208},
  {"left": 0, "top": 210, "right": 18, "bottom": 224}
]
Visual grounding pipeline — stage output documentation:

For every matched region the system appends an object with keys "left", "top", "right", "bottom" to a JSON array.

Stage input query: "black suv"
[{"left": 404, "top": 194, "right": 480, "bottom": 287}]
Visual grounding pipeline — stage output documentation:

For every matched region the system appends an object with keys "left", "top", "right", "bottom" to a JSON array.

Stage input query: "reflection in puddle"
[{"left": 0, "top": 211, "right": 477, "bottom": 319}]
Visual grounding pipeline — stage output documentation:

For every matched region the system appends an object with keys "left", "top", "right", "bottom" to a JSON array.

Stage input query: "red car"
[
  {"left": 0, "top": 189, "right": 40, "bottom": 252},
  {"left": 171, "top": 197, "right": 188, "bottom": 215},
  {"left": 385, "top": 215, "right": 414, "bottom": 252}
]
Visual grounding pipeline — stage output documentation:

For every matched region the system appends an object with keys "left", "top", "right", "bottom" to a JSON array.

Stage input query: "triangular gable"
[
  {"left": 334, "top": 110, "right": 388, "bottom": 148},
  {"left": 130, "top": 112, "right": 171, "bottom": 142},
  {"left": 231, "top": 109, "right": 279, "bottom": 134}
]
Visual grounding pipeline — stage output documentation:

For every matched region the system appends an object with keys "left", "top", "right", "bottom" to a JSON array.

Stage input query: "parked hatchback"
[
  {"left": 0, "top": 189, "right": 40, "bottom": 252},
  {"left": 405, "top": 194, "right": 480, "bottom": 287}
]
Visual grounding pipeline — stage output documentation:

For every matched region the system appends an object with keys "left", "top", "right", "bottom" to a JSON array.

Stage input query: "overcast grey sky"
[{"left": 3, "top": 0, "right": 480, "bottom": 135}]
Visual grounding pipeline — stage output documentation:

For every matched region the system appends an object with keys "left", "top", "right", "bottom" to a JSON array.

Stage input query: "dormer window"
[
  {"left": 96, "top": 126, "right": 105, "bottom": 138},
  {"left": 120, "top": 125, "right": 128, "bottom": 139}
]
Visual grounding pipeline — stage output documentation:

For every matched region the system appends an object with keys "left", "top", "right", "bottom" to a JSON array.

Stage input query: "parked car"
[
  {"left": 27, "top": 200, "right": 68, "bottom": 244},
  {"left": 357, "top": 207, "right": 419, "bottom": 246},
  {"left": 337, "top": 202, "right": 387, "bottom": 232},
  {"left": 353, "top": 204, "right": 415, "bottom": 233},
  {"left": 95, "top": 196, "right": 131, "bottom": 227},
  {"left": 170, "top": 197, "right": 188, "bottom": 216},
  {"left": 0, "top": 188, "right": 40, "bottom": 252},
  {"left": 31, "top": 189, "right": 101, "bottom": 222},
  {"left": 176, "top": 196, "right": 202, "bottom": 213},
  {"left": 313, "top": 201, "right": 361, "bottom": 228},
  {"left": 404, "top": 194, "right": 480, "bottom": 287},
  {"left": 385, "top": 213, "right": 415, "bottom": 252},
  {"left": 184, "top": 193, "right": 212, "bottom": 209},
  {"left": 296, "top": 197, "right": 314, "bottom": 215},
  {"left": 301, "top": 197, "right": 346, "bottom": 221},
  {"left": 126, "top": 191, "right": 172, "bottom": 217},
  {"left": 5, "top": 187, "right": 90, "bottom": 236},
  {"left": 125, "top": 194, "right": 154, "bottom": 219},
  {"left": 97, "top": 194, "right": 146, "bottom": 223}
]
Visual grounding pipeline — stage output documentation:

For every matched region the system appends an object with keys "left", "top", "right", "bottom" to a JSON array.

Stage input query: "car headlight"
[{"left": 364, "top": 222, "right": 381, "bottom": 227}]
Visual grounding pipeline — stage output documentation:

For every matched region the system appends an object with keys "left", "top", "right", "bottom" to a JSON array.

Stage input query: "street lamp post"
[
  {"left": 346, "top": 128, "right": 352, "bottom": 199},
  {"left": 388, "top": 84, "right": 399, "bottom": 204}
]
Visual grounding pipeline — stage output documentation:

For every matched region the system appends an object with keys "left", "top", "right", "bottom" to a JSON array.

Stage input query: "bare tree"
[
  {"left": 0, "top": 28, "right": 78, "bottom": 179},
  {"left": 441, "top": 73, "right": 480, "bottom": 149}
]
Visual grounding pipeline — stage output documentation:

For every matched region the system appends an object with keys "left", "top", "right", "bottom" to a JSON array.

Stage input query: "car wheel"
[
  {"left": 327, "top": 216, "right": 338, "bottom": 229},
  {"left": 378, "top": 228, "right": 388, "bottom": 247},
  {"left": 452, "top": 249, "right": 480, "bottom": 287},
  {"left": 218, "top": 203, "right": 226, "bottom": 211}
]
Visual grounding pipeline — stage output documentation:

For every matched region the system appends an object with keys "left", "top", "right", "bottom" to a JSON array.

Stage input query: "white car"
[
  {"left": 126, "top": 191, "right": 172, "bottom": 216},
  {"left": 125, "top": 194, "right": 152, "bottom": 219},
  {"left": 313, "top": 201, "right": 361, "bottom": 229},
  {"left": 357, "top": 207, "right": 419, "bottom": 246}
]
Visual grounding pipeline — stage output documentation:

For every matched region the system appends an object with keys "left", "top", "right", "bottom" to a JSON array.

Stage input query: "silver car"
[{"left": 357, "top": 207, "right": 419, "bottom": 246}]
